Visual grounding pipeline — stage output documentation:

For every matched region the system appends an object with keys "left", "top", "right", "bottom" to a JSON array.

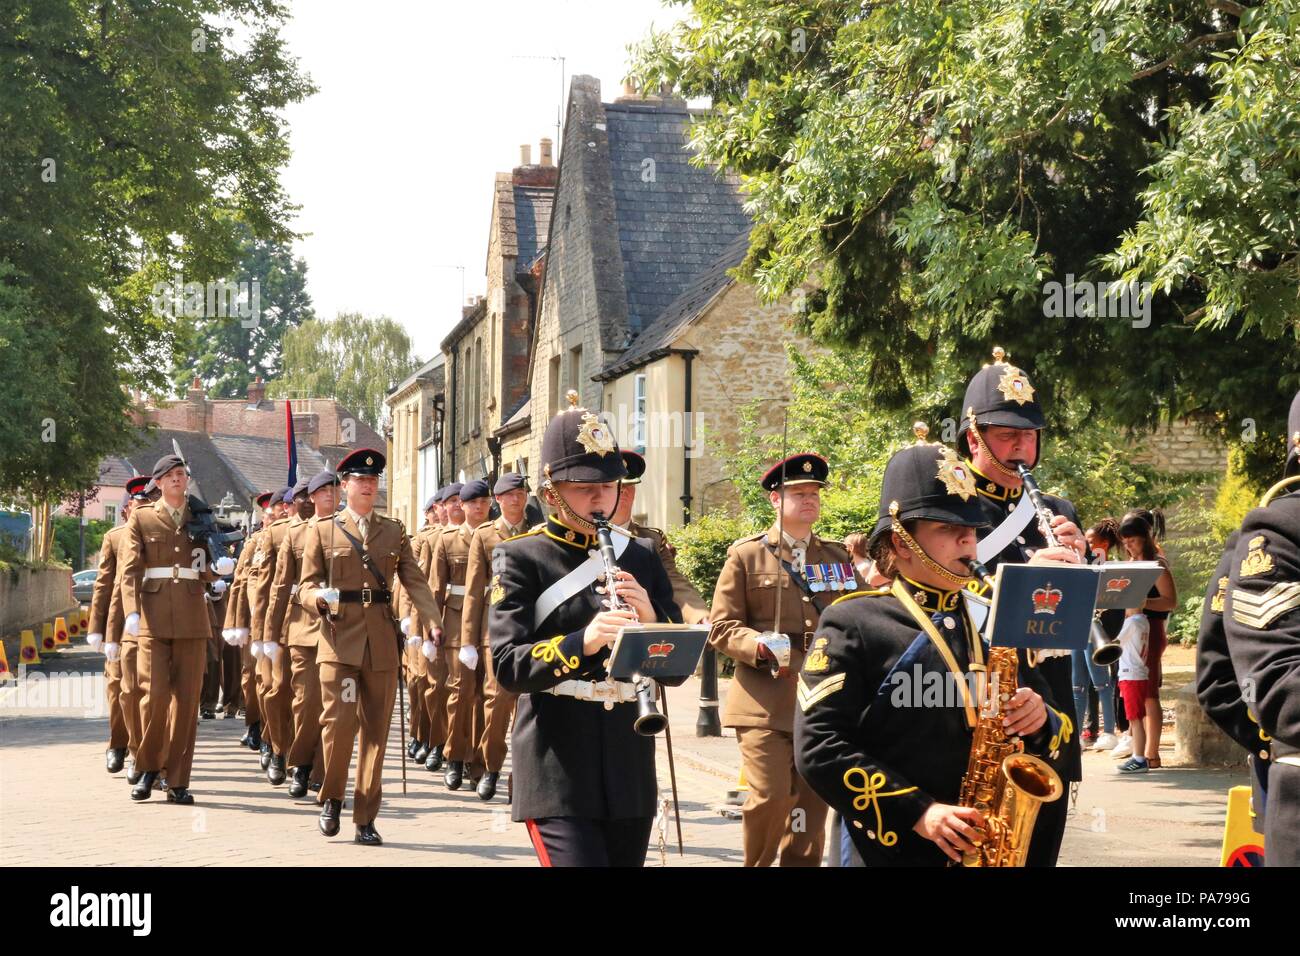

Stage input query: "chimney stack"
[
  {"left": 247, "top": 375, "right": 266, "bottom": 406},
  {"left": 519, "top": 143, "right": 532, "bottom": 166},
  {"left": 539, "top": 138, "right": 553, "bottom": 167}
]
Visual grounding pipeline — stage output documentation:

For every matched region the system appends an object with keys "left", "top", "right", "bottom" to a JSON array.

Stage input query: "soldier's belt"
[
  {"left": 545, "top": 679, "right": 638, "bottom": 706},
  {"left": 143, "top": 566, "right": 201, "bottom": 582},
  {"left": 337, "top": 587, "right": 393, "bottom": 607},
  {"left": 445, "top": 584, "right": 467, "bottom": 597}
]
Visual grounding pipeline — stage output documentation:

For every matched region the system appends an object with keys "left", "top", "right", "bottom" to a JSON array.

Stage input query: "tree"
[
  {"left": 0, "top": 1, "right": 315, "bottom": 515},
  {"left": 630, "top": 0, "right": 1300, "bottom": 485},
  {"left": 170, "top": 222, "right": 316, "bottom": 399},
  {"left": 272, "top": 314, "right": 422, "bottom": 430}
]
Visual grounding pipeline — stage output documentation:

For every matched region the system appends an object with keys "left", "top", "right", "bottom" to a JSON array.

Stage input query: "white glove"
[
  {"left": 87, "top": 632, "right": 104, "bottom": 651},
  {"left": 422, "top": 639, "right": 437, "bottom": 662},
  {"left": 262, "top": 642, "right": 281, "bottom": 662},
  {"left": 406, "top": 634, "right": 421, "bottom": 649},
  {"left": 214, "top": 556, "right": 235, "bottom": 576},
  {"left": 231, "top": 628, "right": 249, "bottom": 647},
  {"left": 222, "top": 628, "right": 237, "bottom": 645},
  {"left": 400, "top": 616, "right": 411, "bottom": 635},
  {"left": 104, "top": 642, "right": 121, "bottom": 662},
  {"left": 210, "top": 578, "right": 228, "bottom": 595},
  {"left": 124, "top": 613, "right": 140, "bottom": 636},
  {"left": 250, "top": 641, "right": 264, "bottom": 659},
  {"left": 458, "top": 645, "right": 479, "bottom": 670}
]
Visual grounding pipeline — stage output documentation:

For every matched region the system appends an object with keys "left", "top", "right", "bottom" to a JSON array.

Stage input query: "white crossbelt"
[
  {"left": 977, "top": 493, "right": 1037, "bottom": 564},
  {"left": 143, "top": 566, "right": 200, "bottom": 581},
  {"left": 545, "top": 678, "right": 638, "bottom": 704},
  {"left": 533, "top": 529, "right": 632, "bottom": 629},
  {"left": 445, "top": 584, "right": 466, "bottom": 596},
  {"left": 1277, "top": 756, "right": 1300, "bottom": 769}
]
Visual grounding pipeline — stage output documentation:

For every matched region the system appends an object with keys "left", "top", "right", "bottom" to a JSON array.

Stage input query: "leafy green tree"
[
  {"left": 630, "top": 0, "right": 1300, "bottom": 485},
  {"left": 272, "top": 314, "right": 422, "bottom": 430}
]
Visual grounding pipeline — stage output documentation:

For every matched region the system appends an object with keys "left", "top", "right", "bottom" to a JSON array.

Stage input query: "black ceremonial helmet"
[
  {"left": 871, "top": 424, "right": 990, "bottom": 588},
  {"left": 956, "top": 346, "right": 1046, "bottom": 477},
  {"left": 540, "top": 390, "right": 627, "bottom": 532}
]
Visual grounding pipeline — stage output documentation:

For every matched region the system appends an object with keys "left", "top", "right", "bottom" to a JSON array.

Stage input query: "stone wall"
[
  {"left": 1, "top": 565, "right": 79, "bottom": 639},
  {"left": 1131, "top": 419, "right": 1227, "bottom": 474}
]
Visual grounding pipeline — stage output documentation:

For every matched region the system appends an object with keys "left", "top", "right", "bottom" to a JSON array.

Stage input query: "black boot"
[
  {"left": 407, "top": 738, "right": 419, "bottom": 759},
  {"left": 267, "top": 753, "right": 286, "bottom": 786},
  {"left": 106, "top": 747, "right": 126, "bottom": 774},
  {"left": 259, "top": 741, "right": 272, "bottom": 771},
  {"left": 247, "top": 722, "right": 262, "bottom": 751},
  {"left": 131, "top": 770, "right": 158, "bottom": 801},
  {"left": 413, "top": 741, "right": 430, "bottom": 764},
  {"left": 238, "top": 726, "right": 251, "bottom": 747},
  {"left": 125, "top": 757, "right": 141, "bottom": 786},
  {"left": 354, "top": 822, "right": 383, "bottom": 846},
  {"left": 318, "top": 798, "right": 342, "bottom": 837},
  {"left": 308, "top": 778, "right": 322, "bottom": 793},
  {"left": 424, "top": 743, "right": 444, "bottom": 772},
  {"left": 287, "top": 765, "right": 311, "bottom": 798},
  {"left": 444, "top": 760, "right": 464, "bottom": 791},
  {"left": 477, "top": 770, "right": 499, "bottom": 801},
  {"left": 167, "top": 787, "right": 194, "bottom": 805}
]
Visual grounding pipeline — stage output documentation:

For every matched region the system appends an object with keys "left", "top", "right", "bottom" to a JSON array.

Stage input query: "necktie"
[{"left": 358, "top": 516, "right": 369, "bottom": 541}]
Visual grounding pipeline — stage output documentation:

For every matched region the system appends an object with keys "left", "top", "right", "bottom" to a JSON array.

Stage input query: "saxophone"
[{"left": 956, "top": 559, "right": 1064, "bottom": 867}]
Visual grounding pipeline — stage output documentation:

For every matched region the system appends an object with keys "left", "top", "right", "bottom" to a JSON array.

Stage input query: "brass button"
[
  {"left": 851, "top": 820, "right": 863, "bottom": 829},
  {"left": 1260, "top": 750, "right": 1270, "bottom": 760},
  {"left": 866, "top": 830, "right": 876, "bottom": 841},
  {"left": 802, "top": 596, "right": 810, "bottom": 603},
  {"left": 805, "top": 620, "right": 812, "bottom": 628}
]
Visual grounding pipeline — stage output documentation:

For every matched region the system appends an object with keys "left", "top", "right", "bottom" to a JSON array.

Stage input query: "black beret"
[
  {"left": 761, "top": 453, "right": 828, "bottom": 492},
  {"left": 338, "top": 447, "right": 386, "bottom": 477},
  {"left": 151, "top": 454, "right": 186, "bottom": 481},
  {"left": 424, "top": 493, "right": 440, "bottom": 511},
  {"left": 306, "top": 470, "right": 336, "bottom": 495},
  {"left": 459, "top": 479, "right": 490, "bottom": 502},
  {"left": 493, "top": 472, "right": 527, "bottom": 495},
  {"left": 441, "top": 482, "right": 464, "bottom": 501},
  {"left": 541, "top": 391, "right": 625, "bottom": 484},
  {"left": 275, "top": 485, "right": 294, "bottom": 505},
  {"left": 291, "top": 476, "right": 312, "bottom": 499}
]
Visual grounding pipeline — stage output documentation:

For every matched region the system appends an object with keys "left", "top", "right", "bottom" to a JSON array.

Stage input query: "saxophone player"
[{"left": 795, "top": 438, "right": 1067, "bottom": 865}]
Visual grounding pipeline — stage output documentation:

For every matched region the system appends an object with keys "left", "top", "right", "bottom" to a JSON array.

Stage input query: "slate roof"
[
  {"left": 96, "top": 455, "right": 139, "bottom": 487},
  {"left": 513, "top": 185, "right": 554, "bottom": 275},
  {"left": 118, "top": 430, "right": 248, "bottom": 508},
  {"left": 603, "top": 101, "right": 750, "bottom": 342},
  {"left": 597, "top": 230, "right": 750, "bottom": 380}
]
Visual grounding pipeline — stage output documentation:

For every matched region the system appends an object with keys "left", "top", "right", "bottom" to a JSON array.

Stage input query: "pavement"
[{"left": 0, "top": 644, "right": 1242, "bottom": 866}]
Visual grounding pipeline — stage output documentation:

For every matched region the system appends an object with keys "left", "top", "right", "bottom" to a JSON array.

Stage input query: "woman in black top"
[{"left": 1118, "top": 511, "right": 1177, "bottom": 768}]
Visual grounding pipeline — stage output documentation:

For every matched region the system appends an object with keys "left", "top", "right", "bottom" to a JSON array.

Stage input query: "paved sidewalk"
[{"left": 0, "top": 647, "right": 1241, "bottom": 866}]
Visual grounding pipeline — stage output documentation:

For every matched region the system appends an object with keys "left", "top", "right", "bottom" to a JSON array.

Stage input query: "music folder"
[
  {"left": 1090, "top": 561, "right": 1165, "bottom": 610},
  {"left": 608, "top": 624, "right": 711, "bottom": 687},
  {"left": 985, "top": 564, "right": 1099, "bottom": 652}
]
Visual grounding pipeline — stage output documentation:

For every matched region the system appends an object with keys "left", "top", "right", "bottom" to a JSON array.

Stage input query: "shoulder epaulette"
[
  {"left": 831, "top": 586, "right": 891, "bottom": 606},
  {"left": 730, "top": 531, "right": 767, "bottom": 549},
  {"left": 504, "top": 527, "right": 545, "bottom": 543}
]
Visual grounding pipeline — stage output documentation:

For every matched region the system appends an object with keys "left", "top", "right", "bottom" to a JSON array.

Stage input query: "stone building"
[{"left": 384, "top": 355, "right": 446, "bottom": 530}]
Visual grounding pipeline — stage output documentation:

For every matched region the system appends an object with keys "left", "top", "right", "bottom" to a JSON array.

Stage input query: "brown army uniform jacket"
[
  {"left": 426, "top": 522, "right": 475, "bottom": 648},
  {"left": 88, "top": 524, "right": 131, "bottom": 643},
  {"left": 120, "top": 499, "right": 222, "bottom": 639},
  {"left": 264, "top": 514, "right": 327, "bottom": 648},
  {"left": 628, "top": 520, "right": 709, "bottom": 626},
  {"left": 461, "top": 515, "right": 530, "bottom": 647}
]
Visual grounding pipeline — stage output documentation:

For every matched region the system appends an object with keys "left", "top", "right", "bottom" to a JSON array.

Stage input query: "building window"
[
  {"left": 569, "top": 344, "right": 583, "bottom": 399},
  {"left": 633, "top": 373, "right": 647, "bottom": 453},
  {"left": 104, "top": 504, "right": 117, "bottom": 525}
]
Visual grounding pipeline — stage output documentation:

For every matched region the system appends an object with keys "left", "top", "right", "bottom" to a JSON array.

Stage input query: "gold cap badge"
[
  {"left": 576, "top": 411, "right": 615, "bottom": 457},
  {"left": 936, "top": 446, "right": 978, "bottom": 501},
  {"left": 996, "top": 366, "right": 1036, "bottom": 405}
]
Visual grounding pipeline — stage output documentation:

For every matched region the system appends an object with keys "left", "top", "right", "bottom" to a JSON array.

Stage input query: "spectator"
[
  {"left": 1077, "top": 521, "right": 1119, "bottom": 753},
  {"left": 1116, "top": 510, "right": 1177, "bottom": 769},
  {"left": 1115, "top": 611, "right": 1154, "bottom": 773}
]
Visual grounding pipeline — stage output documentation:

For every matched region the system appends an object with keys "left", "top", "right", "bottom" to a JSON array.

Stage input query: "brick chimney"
[
  {"left": 519, "top": 143, "right": 532, "bottom": 166},
  {"left": 539, "top": 137, "right": 553, "bottom": 167},
  {"left": 515, "top": 139, "right": 559, "bottom": 187},
  {"left": 186, "top": 376, "right": 206, "bottom": 432},
  {"left": 247, "top": 375, "right": 266, "bottom": 406}
]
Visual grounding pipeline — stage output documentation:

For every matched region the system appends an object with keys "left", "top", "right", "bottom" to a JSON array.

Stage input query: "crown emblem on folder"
[
  {"left": 1104, "top": 577, "right": 1131, "bottom": 593},
  {"left": 647, "top": 642, "right": 675, "bottom": 659},
  {"left": 1032, "top": 583, "right": 1063, "bottom": 615}
]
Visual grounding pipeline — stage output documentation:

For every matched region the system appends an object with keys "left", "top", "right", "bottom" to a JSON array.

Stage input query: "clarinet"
[
  {"left": 1014, "top": 464, "right": 1060, "bottom": 548},
  {"left": 593, "top": 517, "right": 667, "bottom": 736}
]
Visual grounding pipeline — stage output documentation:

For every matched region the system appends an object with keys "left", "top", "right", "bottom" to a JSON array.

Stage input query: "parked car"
[{"left": 72, "top": 569, "right": 98, "bottom": 604}]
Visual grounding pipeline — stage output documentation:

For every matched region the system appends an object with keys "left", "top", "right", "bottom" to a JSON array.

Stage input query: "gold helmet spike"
[
  {"left": 565, "top": 389, "right": 580, "bottom": 408},
  {"left": 912, "top": 421, "right": 930, "bottom": 443},
  {"left": 992, "top": 346, "right": 1007, "bottom": 364}
]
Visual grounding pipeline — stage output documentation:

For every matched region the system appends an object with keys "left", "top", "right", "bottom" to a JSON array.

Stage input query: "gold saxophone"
[{"left": 956, "top": 559, "right": 1064, "bottom": 867}]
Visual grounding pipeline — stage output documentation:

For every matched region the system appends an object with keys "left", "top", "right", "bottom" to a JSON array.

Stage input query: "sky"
[{"left": 277, "top": 0, "right": 690, "bottom": 361}]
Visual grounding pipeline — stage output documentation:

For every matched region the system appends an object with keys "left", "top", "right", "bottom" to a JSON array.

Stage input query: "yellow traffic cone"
[
  {"left": 1219, "top": 785, "right": 1265, "bottom": 866},
  {"left": 0, "top": 639, "right": 14, "bottom": 681},
  {"left": 20, "top": 629, "right": 41, "bottom": 665},
  {"left": 725, "top": 766, "right": 748, "bottom": 806},
  {"left": 79, "top": 606, "right": 89, "bottom": 636},
  {"left": 53, "top": 616, "right": 70, "bottom": 647},
  {"left": 41, "top": 622, "right": 55, "bottom": 652},
  {"left": 68, "top": 610, "right": 81, "bottom": 639}
]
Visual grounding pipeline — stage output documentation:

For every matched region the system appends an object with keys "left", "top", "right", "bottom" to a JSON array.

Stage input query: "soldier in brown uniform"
[
  {"left": 265, "top": 470, "right": 338, "bottom": 798},
  {"left": 223, "top": 490, "right": 274, "bottom": 751},
  {"left": 87, "top": 475, "right": 152, "bottom": 775},
  {"left": 298, "top": 447, "right": 443, "bottom": 845},
  {"left": 121, "top": 455, "right": 237, "bottom": 803},
  {"left": 415, "top": 482, "right": 463, "bottom": 772},
  {"left": 460, "top": 473, "right": 531, "bottom": 800},
  {"left": 248, "top": 486, "right": 295, "bottom": 782},
  {"left": 400, "top": 492, "right": 441, "bottom": 766},
  {"left": 611, "top": 451, "right": 709, "bottom": 626},
  {"left": 708, "top": 453, "right": 864, "bottom": 866},
  {"left": 435, "top": 479, "right": 493, "bottom": 791}
]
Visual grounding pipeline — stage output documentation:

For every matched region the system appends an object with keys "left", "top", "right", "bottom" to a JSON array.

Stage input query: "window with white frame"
[{"left": 633, "top": 373, "right": 647, "bottom": 453}]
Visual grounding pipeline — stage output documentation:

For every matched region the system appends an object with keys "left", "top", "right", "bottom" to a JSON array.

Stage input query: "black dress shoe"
[
  {"left": 167, "top": 787, "right": 194, "bottom": 805},
  {"left": 131, "top": 771, "right": 158, "bottom": 801},
  {"left": 444, "top": 760, "right": 464, "bottom": 791},
  {"left": 247, "top": 722, "right": 262, "bottom": 751},
  {"left": 199, "top": 707, "right": 215, "bottom": 720},
  {"left": 308, "top": 779, "right": 322, "bottom": 793},
  {"left": 287, "top": 765, "right": 310, "bottom": 798},
  {"left": 354, "top": 822, "right": 383, "bottom": 846},
  {"left": 407, "top": 738, "right": 420, "bottom": 759},
  {"left": 477, "top": 771, "right": 499, "bottom": 801},
  {"left": 259, "top": 741, "right": 272, "bottom": 770},
  {"left": 424, "top": 744, "right": 444, "bottom": 772},
  {"left": 238, "top": 727, "right": 251, "bottom": 747},
  {"left": 106, "top": 747, "right": 126, "bottom": 774},
  {"left": 319, "top": 798, "right": 342, "bottom": 837},
  {"left": 267, "top": 753, "right": 286, "bottom": 786},
  {"left": 413, "top": 741, "right": 429, "bottom": 764},
  {"left": 125, "top": 758, "right": 141, "bottom": 786}
]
